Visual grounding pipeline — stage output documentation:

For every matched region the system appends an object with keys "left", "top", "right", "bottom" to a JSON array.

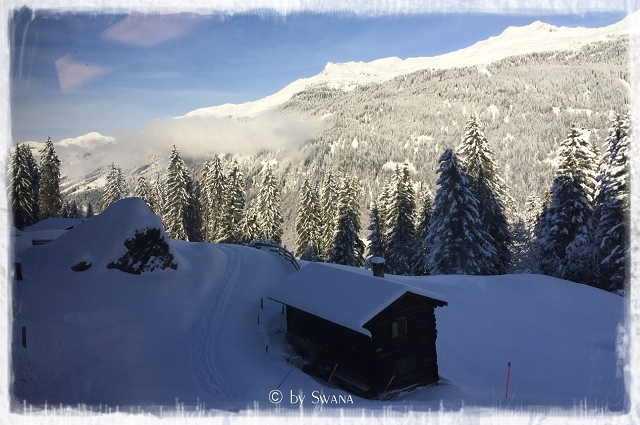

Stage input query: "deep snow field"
[{"left": 10, "top": 198, "right": 627, "bottom": 419}]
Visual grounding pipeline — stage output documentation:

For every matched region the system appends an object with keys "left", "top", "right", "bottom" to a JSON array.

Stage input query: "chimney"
[{"left": 371, "top": 257, "right": 385, "bottom": 278}]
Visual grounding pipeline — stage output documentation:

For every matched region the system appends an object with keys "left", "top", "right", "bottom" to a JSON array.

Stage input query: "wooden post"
[
  {"left": 505, "top": 362, "right": 511, "bottom": 398},
  {"left": 261, "top": 298, "right": 263, "bottom": 309},
  {"left": 21, "top": 327, "right": 26, "bottom": 349}
]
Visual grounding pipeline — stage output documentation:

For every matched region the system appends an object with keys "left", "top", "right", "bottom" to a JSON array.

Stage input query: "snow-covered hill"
[
  {"left": 12, "top": 198, "right": 626, "bottom": 413},
  {"left": 180, "top": 13, "right": 633, "bottom": 119}
]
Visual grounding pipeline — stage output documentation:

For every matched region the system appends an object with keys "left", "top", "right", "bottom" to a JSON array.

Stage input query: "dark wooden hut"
[{"left": 268, "top": 263, "right": 447, "bottom": 398}]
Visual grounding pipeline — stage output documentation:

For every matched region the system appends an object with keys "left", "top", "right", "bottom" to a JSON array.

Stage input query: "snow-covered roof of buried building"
[
  {"left": 268, "top": 262, "right": 447, "bottom": 337},
  {"left": 23, "top": 217, "right": 84, "bottom": 232}
]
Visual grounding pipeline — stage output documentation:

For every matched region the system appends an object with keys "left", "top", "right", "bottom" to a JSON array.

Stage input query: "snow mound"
[{"left": 20, "top": 197, "right": 176, "bottom": 275}]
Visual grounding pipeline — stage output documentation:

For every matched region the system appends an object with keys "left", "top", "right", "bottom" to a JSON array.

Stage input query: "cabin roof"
[
  {"left": 23, "top": 217, "right": 84, "bottom": 232},
  {"left": 268, "top": 263, "right": 447, "bottom": 337}
]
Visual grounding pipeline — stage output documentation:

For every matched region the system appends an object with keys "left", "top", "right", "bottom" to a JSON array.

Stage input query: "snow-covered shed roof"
[
  {"left": 268, "top": 263, "right": 447, "bottom": 337},
  {"left": 23, "top": 217, "right": 84, "bottom": 232}
]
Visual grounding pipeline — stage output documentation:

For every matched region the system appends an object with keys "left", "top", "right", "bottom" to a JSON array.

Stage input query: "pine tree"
[
  {"left": 218, "top": 160, "right": 245, "bottom": 244},
  {"left": 457, "top": 116, "right": 513, "bottom": 274},
  {"left": 85, "top": 203, "right": 94, "bottom": 218},
  {"left": 411, "top": 189, "right": 433, "bottom": 275},
  {"left": 184, "top": 177, "right": 204, "bottom": 242},
  {"left": 239, "top": 207, "right": 260, "bottom": 245},
  {"left": 38, "top": 136, "right": 63, "bottom": 219},
  {"left": 295, "top": 178, "right": 322, "bottom": 259},
  {"left": 61, "top": 201, "right": 70, "bottom": 218},
  {"left": 511, "top": 192, "right": 542, "bottom": 273},
  {"left": 134, "top": 175, "right": 153, "bottom": 208},
  {"left": 384, "top": 164, "right": 416, "bottom": 275},
  {"left": 319, "top": 172, "right": 340, "bottom": 259},
  {"left": 201, "top": 155, "right": 226, "bottom": 242},
  {"left": 68, "top": 200, "right": 82, "bottom": 219},
  {"left": 536, "top": 125, "right": 596, "bottom": 281},
  {"left": 594, "top": 114, "right": 630, "bottom": 292},
  {"left": 163, "top": 146, "right": 190, "bottom": 240},
  {"left": 9, "top": 144, "right": 39, "bottom": 229},
  {"left": 255, "top": 165, "right": 284, "bottom": 244},
  {"left": 329, "top": 175, "right": 364, "bottom": 267},
  {"left": 151, "top": 173, "right": 165, "bottom": 218},
  {"left": 102, "top": 163, "right": 127, "bottom": 209},
  {"left": 364, "top": 201, "right": 385, "bottom": 268},
  {"left": 426, "top": 148, "right": 496, "bottom": 275}
]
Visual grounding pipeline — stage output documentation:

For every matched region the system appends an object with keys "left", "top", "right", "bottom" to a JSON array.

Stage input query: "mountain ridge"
[{"left": 179, "top": 12, "right": 633, "bottom": 120}]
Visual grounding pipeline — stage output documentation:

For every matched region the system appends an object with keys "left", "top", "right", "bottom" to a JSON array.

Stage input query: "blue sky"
[{"left": 10, "top": 9, "right": 628, "bottom": 144}]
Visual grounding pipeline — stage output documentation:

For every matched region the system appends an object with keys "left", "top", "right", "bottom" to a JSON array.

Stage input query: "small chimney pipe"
[{"left": 371, "top": 257, "right": 385, "bottom": 278}]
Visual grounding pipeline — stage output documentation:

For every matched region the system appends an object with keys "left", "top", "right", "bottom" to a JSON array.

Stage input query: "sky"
[{"left": 9, "top": 8, "right": 630, "bottom": 145}]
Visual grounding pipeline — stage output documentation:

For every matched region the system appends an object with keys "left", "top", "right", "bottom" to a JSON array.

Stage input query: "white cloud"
[{"left": 117, "top": 110, "right": 320, "bottom": 158}]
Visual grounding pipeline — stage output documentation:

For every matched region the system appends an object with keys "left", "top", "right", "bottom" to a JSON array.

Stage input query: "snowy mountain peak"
[{"left": 57, "top": 132, "right": 115, "bottom": 149}]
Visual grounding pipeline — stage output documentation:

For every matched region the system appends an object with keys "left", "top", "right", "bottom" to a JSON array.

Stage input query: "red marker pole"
[{"left": 505, "top": 362, "right": 512, "bottom": 399}]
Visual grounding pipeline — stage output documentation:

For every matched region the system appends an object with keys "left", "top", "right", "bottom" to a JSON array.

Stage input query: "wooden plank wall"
[{"left": 364, "top": 293, "right": 440, "bottom": 394}]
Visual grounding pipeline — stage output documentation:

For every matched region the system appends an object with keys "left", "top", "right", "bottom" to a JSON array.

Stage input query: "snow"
[
  {"left": 57, "top": 132, "right": 115, "bottom": 149},
  {"left": 11, "top": 199, "right": 626, "bottom": 415},
  {"left": 177, "top": 12, "right": 634, "bottom": 120},
  {"left": 267, "top": 262, "right": 447, "bottom": 336},
  {"left": 19, "top": 198, "right": 175, "bottom": 273},
  {"left": 22, "top": 218, "right": 84, "bottom": 232},
  {"left": 382, "top": 161, "right": 416, "bottom": 173}
]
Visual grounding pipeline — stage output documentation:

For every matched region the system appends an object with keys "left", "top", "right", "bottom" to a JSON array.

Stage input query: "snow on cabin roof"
[
  {"left": 268, "top": 263, "right": 447, "bottom": 337},
  {"left": 22, "top": 217, "right": 84, "bottom": 232}
]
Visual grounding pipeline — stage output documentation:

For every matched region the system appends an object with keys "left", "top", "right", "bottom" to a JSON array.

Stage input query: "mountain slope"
[{"left": 180, "top": 13, "right": 633, "bottom": 119}]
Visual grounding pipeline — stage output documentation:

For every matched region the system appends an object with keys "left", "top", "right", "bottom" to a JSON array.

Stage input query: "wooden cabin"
[{"left": 268, "top": 263, "right": 447, "bottom": 399}]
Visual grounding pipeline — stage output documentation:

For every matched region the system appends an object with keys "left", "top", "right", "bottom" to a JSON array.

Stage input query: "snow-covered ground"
[{"left": 11, "top": 199, "right": 626, "bottom": 416}]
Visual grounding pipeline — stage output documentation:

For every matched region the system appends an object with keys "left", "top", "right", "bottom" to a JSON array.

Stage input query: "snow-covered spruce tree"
[
  {"left": 163, "top": 146, "right": 190, "bottom": 240},
  {"left": 68, "top": 200, "right": 82, "bottom": 219},
  {"left": 426, "top": 148, "right": 496, "bottom": 275},
  {"left": 218, "top": 160, "right": 245, "bottom": 244},
  {"left": 238, "top": 207, "right": 260, "bottom": 245},
  {"left": 184, "top": 177, "right": 204, "bottom": 242},
  {"left": 536, "top": 125, "right": 597, "bottom": 283},
  {"left": 85, "top": 203, "right": 94, "bottom": 218},
  {"left": 375, "top": 183, "right": 392, "bottom": 255},
  {"left": 594, "top": 114, "right": 630, "bottom": 293},
  {"left": 511, "top": 192, "right": 543, "bottom": 273},
  {"left": 151, "top": 173, "right": 165, "bottom": 218},
  {"left": 411, "top": 189, "right": 433, "bottom": 276},
  {"left": 255, "top": 165, "right": 284, "bottom": 244},
  {"left": 295, "top": 178, "right": 322, "bottom": 260},
  {"left": 102, "top": 163, "right": 127, "bottom": 209},
  {"left": 201, "top": 155, "right": 226, "bottom": 242},
  {"left": 9, "top": 144, "right": 39, "bottom": 229},
  {"left": 457, "top": 116, "right": 513, "bottom": 274},
  {"left": 134, "top": 175, "right": 153, "bottom": 208},
  {"left": 328, "top": 175, "right": 364, "bottom": 267},
  {"left": 319, "top": 172, "right": 340, "bottom": 259},
  {"left": 24, "top": 144, "right": 40, "bottom": 220},
  {"left": 38, "top": 136, "right": 63, "bottom": 220},
  {"left": 384, "top": 164, "right": 416, "bottom": 275},
  {"left": 61, "top": 201, "right": 69, "bottom": 218},
  {"left": 364, "top": 201, "right": 385, "bottom": 269}
]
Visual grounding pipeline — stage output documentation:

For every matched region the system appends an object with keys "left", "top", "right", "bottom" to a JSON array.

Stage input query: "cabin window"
[
  {"left": 391, "top": 317, "right": 407, "bottom": 338},
  {"left": 397, "top": 354, "right": 415, "bottom": 375}
]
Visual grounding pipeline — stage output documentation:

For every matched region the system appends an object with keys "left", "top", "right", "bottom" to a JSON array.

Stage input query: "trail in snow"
[{"left": 193, "top": 245, "right": 240, "bottom": 401}]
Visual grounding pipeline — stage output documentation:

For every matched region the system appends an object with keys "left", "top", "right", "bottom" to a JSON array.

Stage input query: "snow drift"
[{"left": 11, "top": 201, "right": 627, "bottom": 413}]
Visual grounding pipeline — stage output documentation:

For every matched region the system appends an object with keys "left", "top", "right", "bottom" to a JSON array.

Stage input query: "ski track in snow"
[{"left": 193, "top": 245, "right": 241, "bottom": 401}]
